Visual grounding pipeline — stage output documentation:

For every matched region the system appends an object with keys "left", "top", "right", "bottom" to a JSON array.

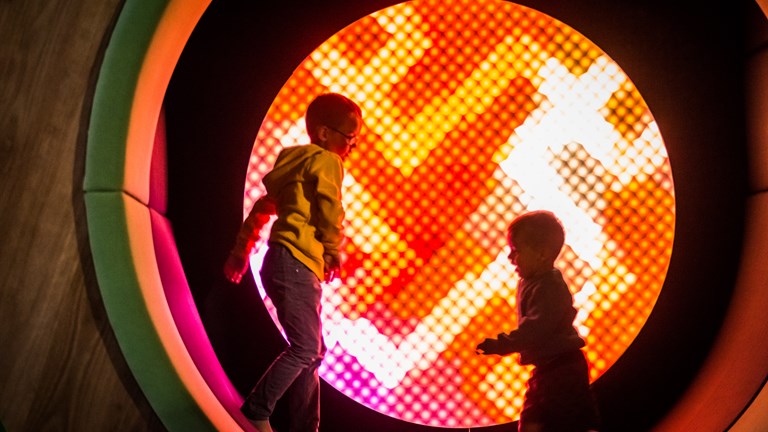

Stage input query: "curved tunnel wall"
[{"left": 1, "top": 1, "right": 767, "bottom": 431}]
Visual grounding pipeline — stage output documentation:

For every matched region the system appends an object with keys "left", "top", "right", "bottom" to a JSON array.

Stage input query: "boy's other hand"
[
  {"left": 324, "top": 253, "right": 341, "bottom": 282},
  {"left": 223, "top": 253, "right": 249, "bottom": 284}
]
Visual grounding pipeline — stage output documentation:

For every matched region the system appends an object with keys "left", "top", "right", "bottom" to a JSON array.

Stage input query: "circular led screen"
[{"left": 242, "top": 0, "right": 674, "bottom": 428}]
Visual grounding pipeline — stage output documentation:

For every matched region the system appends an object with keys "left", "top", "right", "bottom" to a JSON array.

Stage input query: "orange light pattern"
[{"left": 243, "top": 0, "right": 674, "bottom": 427}]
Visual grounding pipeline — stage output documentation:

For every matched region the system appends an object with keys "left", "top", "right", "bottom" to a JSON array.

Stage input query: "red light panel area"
[{"left": 242, "top": 0, "right": 674, "bottom": 428}]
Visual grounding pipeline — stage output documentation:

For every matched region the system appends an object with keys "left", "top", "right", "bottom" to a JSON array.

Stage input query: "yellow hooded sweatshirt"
[{"left": 231, "top": 144, "right": 345, "bottom": 280}]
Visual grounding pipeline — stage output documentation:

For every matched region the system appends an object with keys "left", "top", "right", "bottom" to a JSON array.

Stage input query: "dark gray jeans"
[{"left": 242, "top": 244, "right": 325, "bottom": 432}]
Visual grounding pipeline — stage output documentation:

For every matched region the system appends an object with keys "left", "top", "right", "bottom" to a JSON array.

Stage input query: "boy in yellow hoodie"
[{"left": 223, "top": 93, "right": 362, "bottom": 432}]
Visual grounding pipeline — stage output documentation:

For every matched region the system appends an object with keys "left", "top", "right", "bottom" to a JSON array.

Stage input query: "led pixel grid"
[{"left": 243, "top": 0, "right": 674, "bottom": 427}]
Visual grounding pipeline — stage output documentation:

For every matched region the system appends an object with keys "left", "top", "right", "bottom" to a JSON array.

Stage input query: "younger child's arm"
[
  {"left": 223, "top": 196, "right": 276, "bottom": 283},
  {"left": 476, "top": 336, "right": 509, "bottom": 355},
  {"left": 477, "top": 275, "right": 574, "bottom": 356}
]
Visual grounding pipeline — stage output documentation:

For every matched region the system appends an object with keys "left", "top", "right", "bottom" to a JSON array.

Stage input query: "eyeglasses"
[{"left": 327, "top": 126, "right": 359, "bottom": 145}]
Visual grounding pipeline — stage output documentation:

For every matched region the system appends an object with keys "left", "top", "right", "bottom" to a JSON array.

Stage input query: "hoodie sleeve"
[
  {"left": 308, "top": 152, "right": 345, "bottom": 260},
  {"left": 229, "top": 195, "right": 277, "bottom": 259}
]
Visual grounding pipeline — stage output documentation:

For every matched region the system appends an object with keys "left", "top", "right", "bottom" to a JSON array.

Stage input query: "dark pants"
[
  {"left": 242, "top": 244, "right": 325, "bottom": 432},
  {"left": 520, "top": 350, "right": 600, "bottom": 432}
]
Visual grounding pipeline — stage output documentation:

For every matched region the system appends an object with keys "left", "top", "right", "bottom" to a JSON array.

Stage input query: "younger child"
[
  {"left": 223, "top": 92, "right": 362, "bottom": 432},
  {"left": 476, "top": 210, "right": 600, "bottom": 432}
]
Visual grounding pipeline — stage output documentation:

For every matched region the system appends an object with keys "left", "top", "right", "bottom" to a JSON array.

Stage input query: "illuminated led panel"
[{"left": 243, "top": 0, "right": 674, "bottom": 428}]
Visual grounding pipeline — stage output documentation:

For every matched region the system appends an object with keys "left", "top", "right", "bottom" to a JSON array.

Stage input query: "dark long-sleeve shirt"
[{"left": 498, "top": 268, "right": 585, "bottom": 365}]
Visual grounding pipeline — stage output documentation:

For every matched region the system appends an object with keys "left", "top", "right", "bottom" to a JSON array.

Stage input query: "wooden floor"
[{"left": 0, "top": 1, "right": 164, "bottom": 430}]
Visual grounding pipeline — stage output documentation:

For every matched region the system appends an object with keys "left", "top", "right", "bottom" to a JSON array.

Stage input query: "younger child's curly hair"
[{"left": 507, "top": 210, "right": 565, "bottom": 261}]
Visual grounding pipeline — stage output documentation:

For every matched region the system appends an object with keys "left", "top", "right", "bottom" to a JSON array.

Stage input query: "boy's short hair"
[
  {"left": 305, "top": 93, "right": 362, "bottom": 143},
  {"left": 508, "top": 210, "right": 565, "bottom": 261}
]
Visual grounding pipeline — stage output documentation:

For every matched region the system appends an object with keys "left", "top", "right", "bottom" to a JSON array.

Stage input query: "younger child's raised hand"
[
  {"left": 476, "top": 337, "right": 503, "bottom": 355},
  {"left": 476, "top": 332, "right": 516, "bottom": 355}
]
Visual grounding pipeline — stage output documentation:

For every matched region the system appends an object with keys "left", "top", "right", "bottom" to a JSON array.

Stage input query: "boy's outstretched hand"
[{"left": 223, "top": 253, "right": 249, "bottom": 284}]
